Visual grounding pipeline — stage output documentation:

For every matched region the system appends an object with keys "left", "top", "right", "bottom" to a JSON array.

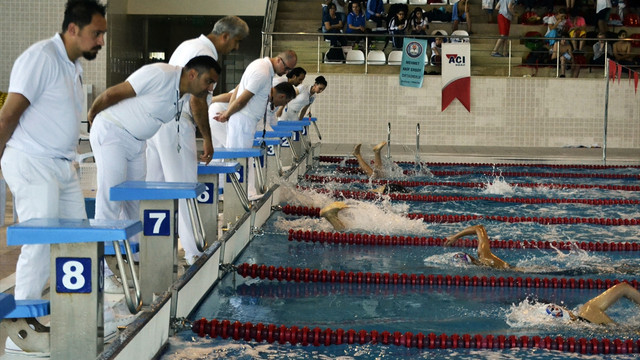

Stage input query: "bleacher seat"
[
  {"left": 324, "top": 48, "right": 345, "bottom": 64},
  {"left": 409, "top": 0, "right": 428, "bottom": 4},
  {"left": 388, "top": 0, "right": 408, "bottom": 3},
  {"left": 388, "top": 50, "right": 403, "bottom": 65},
  {"left": 451, "top": 30, "right": 470, "bottom": 43},
  {"left": 367, "top": 50, "right": 386, "bottom": 65},
  {"left": 345, "top": 50, "right": 365, "bottom": 64}
]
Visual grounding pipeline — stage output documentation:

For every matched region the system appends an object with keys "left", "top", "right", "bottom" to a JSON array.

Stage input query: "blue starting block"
[
  {"left": 0, "top": 293, "right": 16, "bottom": 320},
  {"left": 110, "top": 181, "right": 205, "bottom": 306},
  {"left": 272, "top": 122, "right": 311, "bottom": 164},
  {"left": 6, "top": 218, "right": 141, "bottom": 359},
  {"left": 197, "top": 162, "right": 241, "bottom": 244},
  {"left": 253, "top": 138, "right": 286, "bottom": 181},
  {"left": 4, "top": 299, "right": 49, "bottom": 319},
  {"left": 210, "top": 148, "right": 266, "bottom": 227}
]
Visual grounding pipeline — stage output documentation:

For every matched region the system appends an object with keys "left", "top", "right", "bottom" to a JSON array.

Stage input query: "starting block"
[
  {"left": 0, "top": 293, "right": 16, "bottom": 320},
  {"left": 253, "top": 138, "right": 283, "bottom": 184},
  {"left": 110, "top": 181, "right": 205, "bottom": 306},
  {"left": 4, "top": 218, "right": 141, "bottom": 359},
  {"left": 211, "top": 148, "right": 266, "bottom": 227},
  {"left": 272, "top": 120, "right": 310, "bottom": 166},
  {"left": 197, "top": 162, "right": 241, "bottom": 243}
]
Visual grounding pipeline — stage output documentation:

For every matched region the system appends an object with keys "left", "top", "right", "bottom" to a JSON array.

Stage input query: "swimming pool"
[{"left": 160, "top": 156, "right": 640, "bottom": 359}]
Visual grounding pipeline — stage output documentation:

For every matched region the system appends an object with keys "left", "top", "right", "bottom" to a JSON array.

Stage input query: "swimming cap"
[
  {"left": 540, "top": 304, "right": 571, "bottom": 322},
  {"left": 453, "top": 252, "right": 472, "bottom": 264}
]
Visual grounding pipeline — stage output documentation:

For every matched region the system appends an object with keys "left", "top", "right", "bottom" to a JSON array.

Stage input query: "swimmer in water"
[
  {"left": 444, "top": 224, "right": 513, "bottom": 270},
  {"left": 319, "top": 201, "right": 349, "bottom": 231},
  {"left": 353, "top": 141, "right": 387, "bottom": 178},
  {"left": 537, "top": 282, "right": 640, "bottom": 325}
]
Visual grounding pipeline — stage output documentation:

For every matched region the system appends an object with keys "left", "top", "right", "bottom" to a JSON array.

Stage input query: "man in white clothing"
[
  {"left": 88, "top": 56, "right": 220, "bottom": 287},
  {"left": 146, "top": 16, "right": 248, "bottom": 265},
  {"left": 213, "top": 50, "right": 297, "bottom": 198},
  {"left": 0, "top": 0, "right": 106, "bottom": 303}
]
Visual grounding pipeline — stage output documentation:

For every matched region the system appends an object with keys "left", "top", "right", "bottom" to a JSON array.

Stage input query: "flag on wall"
[
  {"left": 441, "top": 43, "right": 471, "bottom": 112},
  {"left": 608, "top": 59, "right": 640, "bottom": 93},
  {"left": 399, "top": 38, "right": 429, "bottom": 88}
]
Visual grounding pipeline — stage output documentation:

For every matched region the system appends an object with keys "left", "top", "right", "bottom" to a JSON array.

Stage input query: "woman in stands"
[
  {"left": 346, "top": 1, "right": 367, "bottom": 50},
  {"left": 323, "top": 3, "right": 347, "bottom": 47},
  {"left": 277, "top": 76, "right": 327, "bottom": 121},
  {"left": 408, "top": 7, "right": 428, "bottom": 36},
  {"left": 388, "top": 9, "right": 407, "bottom": 49}
]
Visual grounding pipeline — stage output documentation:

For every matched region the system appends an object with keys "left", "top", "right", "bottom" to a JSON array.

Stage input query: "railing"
[
  {"left": 261, "top": 30, "right": 636, "bottom": 78},
  {"left": 261, "top": 0, "right": 278, "bottom": 59}
]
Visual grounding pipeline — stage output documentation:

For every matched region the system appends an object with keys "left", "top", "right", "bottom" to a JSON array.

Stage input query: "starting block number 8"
[{"left": 56, "top": 257, "right": 91, "bottom": 293}]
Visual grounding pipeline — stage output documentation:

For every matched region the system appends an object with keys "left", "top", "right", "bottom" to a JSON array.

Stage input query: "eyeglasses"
[{"left": 278, "top": 56, "right": 293, "bottom": 72}]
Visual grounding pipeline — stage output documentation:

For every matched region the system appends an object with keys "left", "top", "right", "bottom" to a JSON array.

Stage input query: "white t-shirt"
[
  {"left": 280, "top": 84, "right": 315, "bottom": 121},
  {"left": 168, "top": 34, "right": 218, "bottom": 113},
  {"left": 7, "top": 34, "right": 84, "bottom": 160},
  {"left": 236, "top": 57, "right": 275, "bottom": 122},
  {"left": 101, "top": 63, "right": 185, "bottom": 140}
]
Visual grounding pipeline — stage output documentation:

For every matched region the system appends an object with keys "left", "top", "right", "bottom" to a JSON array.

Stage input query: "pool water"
[{"left": 161, "top": 160, "right": 640, "bottom": 359}]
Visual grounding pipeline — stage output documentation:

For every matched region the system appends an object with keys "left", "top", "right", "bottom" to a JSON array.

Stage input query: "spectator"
[
  {"left": 367, "top": 0, "right": 386, "bottom": 27},
  {"left": 278, "top": 76, "right": 327, "bottom": 121},
  {"left": 596, "top": 0, "right": 612, "bottom": 34},
  {"left": 550, "top": 34, "right": 580, "bottom": 77},
  {"left": 591, "top": 32, "right": 612, "bottom": 66},
  {"left": 613, "top": 30, "right": 638, "bottom": 66},
  {"left": 431, "top": 32, "right": 445, "bottom": 66},
  {"left": 324, "top": 3, "right": 347, "bottom": 47},
  {"left": 388, "top": 9, "right": 408, "bottom": 49},
  {"left": 543, "top": 8, "right": 568, "bottom": 47},
  {"left": 408, "top": 7, "right": 428, "bottom": 35},
  {"left": 347, "top": 1, "right": 367, "bottom": 49},
  {"left": 482, "top": 0, "right": 496, "bottom": 24},
  {"left": 334, "top": 0, "right": 348, "bottom": 29},
  {"left": 491, "top": 0, "right": 516, "bottom": 57},
  {"left": 452, "top": 0, "right": 472, "bottom": 34},
  {"left": 566, "top": 8, "right": 587, "bottom": 51}
]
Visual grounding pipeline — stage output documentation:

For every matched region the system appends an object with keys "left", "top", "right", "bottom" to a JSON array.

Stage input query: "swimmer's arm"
[
  {"left": 444, "top": 225, "right": 484, "bottom": 246},
  {"left": 88, "top": 81, "right": 136, "bottom": 123},
  {"left": 0, "top": 92, "right": 30, "bottom": 161},
  {"left": 210, "top": 92, "right": 233, "bottom": 104}
]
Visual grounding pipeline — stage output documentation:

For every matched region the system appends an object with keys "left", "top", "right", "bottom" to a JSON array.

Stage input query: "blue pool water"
[{"left": 161, "top": 159, "right": 640, "bottom": 359}]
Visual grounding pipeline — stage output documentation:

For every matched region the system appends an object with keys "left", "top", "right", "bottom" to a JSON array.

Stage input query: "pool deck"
[{"left": 0, "top": 145, "right": 638, "bottom": 355}]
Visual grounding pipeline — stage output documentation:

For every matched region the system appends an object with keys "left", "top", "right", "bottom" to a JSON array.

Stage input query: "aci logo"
[
  {"left": 405, "top": 41, "right": 423, "bottom": 58},
  {"left": 445, "top": 54, "right": 466, "bottom": 65}
]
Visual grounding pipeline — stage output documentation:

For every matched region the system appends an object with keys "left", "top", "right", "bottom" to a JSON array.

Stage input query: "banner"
[
  {"left": 399, "top": 38, "right": 428, "bottom": 88},
  {"left": 441, "top": 42, "right": 471, "bottom": 112}
]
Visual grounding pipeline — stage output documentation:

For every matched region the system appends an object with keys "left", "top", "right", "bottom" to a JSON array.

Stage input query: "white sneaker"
[
  {"left": 5, "top": 337, "right": 50, "bottom": 358},
  {"left": 104, "top": 275, "right": 123, "bottom": 294}
]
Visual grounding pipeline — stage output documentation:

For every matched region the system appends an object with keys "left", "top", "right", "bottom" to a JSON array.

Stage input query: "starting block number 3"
[{"left": 56, "top": 257, "right": 92, "bottom": 293}]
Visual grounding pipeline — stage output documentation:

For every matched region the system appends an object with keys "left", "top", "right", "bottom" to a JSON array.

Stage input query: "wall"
[
  {"left": 309, "top": 74, "right": 640, "bottom": 149},
  {"left": 127, "top": 0, "right": 268, "bottom": 16},
  {"left": 0, "top": 0, "right": 107, "bottom": 94}
]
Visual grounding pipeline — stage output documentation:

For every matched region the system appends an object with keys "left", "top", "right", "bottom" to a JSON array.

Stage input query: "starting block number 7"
[{"left": 144, "top": 210, "right": 171, "bottom": 236}]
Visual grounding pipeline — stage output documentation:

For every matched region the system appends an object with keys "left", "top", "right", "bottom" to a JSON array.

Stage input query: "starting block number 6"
[{"left": 56, "top": 257, "right": 91, "bottom": 293}]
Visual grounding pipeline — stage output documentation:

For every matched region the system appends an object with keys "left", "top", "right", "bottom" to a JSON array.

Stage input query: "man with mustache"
[
  {"left": 88, "top": 56, "right": 220, "bottom": 266},
  {"left": 0, "top": 0, "right": 107, "bottom": 354}
]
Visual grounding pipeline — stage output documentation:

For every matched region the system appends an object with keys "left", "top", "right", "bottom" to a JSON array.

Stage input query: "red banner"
[{"left": 442, "top": 77, "right": 471, "bottom": 112}]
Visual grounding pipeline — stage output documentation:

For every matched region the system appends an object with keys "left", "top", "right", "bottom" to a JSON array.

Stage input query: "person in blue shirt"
[
  {"left": 367, "top": 0, "right": 386, "bottom": 27},
  {"left": 347, "top": 1, "right": 367, "bottom": 49}
]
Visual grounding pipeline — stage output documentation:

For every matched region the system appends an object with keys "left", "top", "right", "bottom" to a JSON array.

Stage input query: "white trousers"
[
  {"left": 209, "top": 102, "right": 230, "bottom": 192},
  {"left": 146, "top": 118, "right": 201, "bottom": 259},
  {"left": 226, "top": 112, "right": 259, "bottom": 197},
  {"left": 1, "top": 147, "right": 86, "bottom": 300},
  {"left": 90, "top": 116, "right": 144, "bottom": 277}
]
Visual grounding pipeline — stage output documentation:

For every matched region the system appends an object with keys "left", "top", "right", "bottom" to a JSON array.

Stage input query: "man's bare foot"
[
  {"left": 372, "top": 141, "right": 387, "bottom": 153},
  {"left": 319, "top": 201, "right": 349, "bottom": 218},
  {"left": 353, "top": 144, "right": 362, "bottom": 156}
]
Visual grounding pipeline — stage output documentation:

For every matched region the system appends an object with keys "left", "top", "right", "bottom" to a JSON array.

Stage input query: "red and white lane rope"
[
  {"left": 281, "top": 204, "right": 640, "bottom": 226},
  {"left": 192, "top": 318, "right": 640, "bottom": 354},
  {"left": 304, "top": 174, "right": 640, "bottom": 192},
  {"left": 300, "top": 186, "right": 640, "bottom": 206},
  {"left": 318, "top": 156, "right": 640, "bottom": 170},
  {"left": 286, "top": 229, "right": 640, "bottom": 252}
]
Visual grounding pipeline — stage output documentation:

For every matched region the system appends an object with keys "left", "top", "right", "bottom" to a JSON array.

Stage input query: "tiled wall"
[
  {"left": 309, "top": 74, "right": 640, "bottom": 148},
  {"left": 0, "top": 0, "right": 107, "bottom": 95}
]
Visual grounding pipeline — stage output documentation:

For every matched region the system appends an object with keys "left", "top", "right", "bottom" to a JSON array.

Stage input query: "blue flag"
[{"left": 399, "top": 38, "right": 428, "bottom": 88}]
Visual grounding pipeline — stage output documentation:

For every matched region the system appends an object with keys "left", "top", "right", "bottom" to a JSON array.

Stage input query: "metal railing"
[{"left": 260, "top": 30, "right": 634, "bottom": 78}]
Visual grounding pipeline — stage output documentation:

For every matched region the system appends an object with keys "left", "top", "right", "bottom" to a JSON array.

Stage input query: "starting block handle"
[{"left": 112, "top": 239, "right": 142, "bottom": 314}]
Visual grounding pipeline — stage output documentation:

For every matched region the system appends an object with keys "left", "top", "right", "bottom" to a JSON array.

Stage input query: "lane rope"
[
  {"left": 286, "top": 229, "right": 640, "bottom": 252},
  {"left": 281, "top": 204, "right": 640, "bottom": 226}
]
